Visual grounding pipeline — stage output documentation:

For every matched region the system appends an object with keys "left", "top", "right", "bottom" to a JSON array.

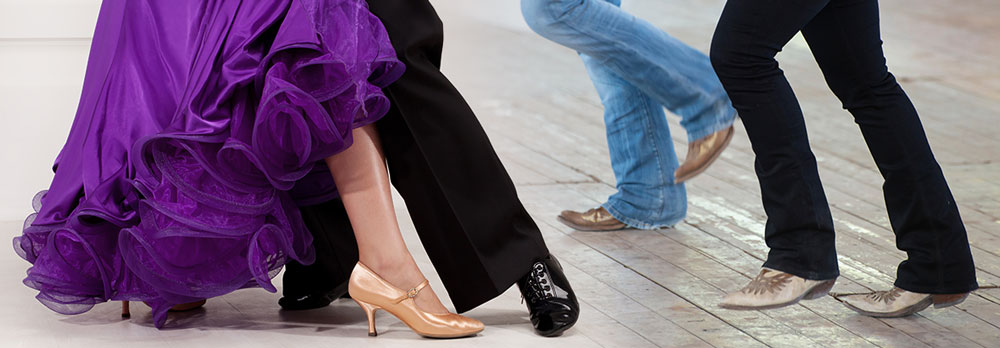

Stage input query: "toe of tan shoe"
[
  {"left": 558, "top": 210, "right": 577, "bottom": 219},
  {"left": 556, "top": 207, "right": 626, "bottom": 231},
  {"left": 675, "top": 126, "right": 734, "bottom": 183}
]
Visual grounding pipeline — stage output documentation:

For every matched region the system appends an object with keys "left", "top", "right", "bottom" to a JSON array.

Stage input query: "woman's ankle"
[
  {"left": 360, "top": 256, "right": 422, "bottom": 284},
  {"left": 358, "top": 255, "right": 450, "bottom": 314}
]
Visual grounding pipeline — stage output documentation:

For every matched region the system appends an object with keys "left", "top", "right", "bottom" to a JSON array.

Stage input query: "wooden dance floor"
[{"left": 1, "top": 1, "right": 997, "bottom": 347}]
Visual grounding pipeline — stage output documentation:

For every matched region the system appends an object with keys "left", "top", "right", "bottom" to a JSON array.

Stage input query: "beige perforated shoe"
[
  {"left": 835, "top": 287, "right": 969, "bottom": 318},
  {"left": 720, "top": 268, "right": 836, "bottom": 310}
]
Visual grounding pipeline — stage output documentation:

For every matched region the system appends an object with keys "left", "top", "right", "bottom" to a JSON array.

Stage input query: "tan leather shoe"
[
  {"left": 835, "top": 287, "right": 969, "bottom": 318},
  {"left": 121, "top": 299, "right": 207, "bottom": 319},
  {"left": 675, "top": 126, "right": 734, "bottom": 183},
  {"left": 349, "top": 263, "right": 484, "bottom": 338},
  {"left": 557, "top": 207, "right": 627, "bottom": 231},
  {"left": 720, "top": 268, "right": 836, "bottom": 310},
  {"left": 169, "top": 300, "right": 207, "bottom": 312}
]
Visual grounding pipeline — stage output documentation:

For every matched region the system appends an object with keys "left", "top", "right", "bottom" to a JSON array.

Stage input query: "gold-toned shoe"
[
  {"left": 169, "top": 299, "right": 207, "bottom": 312},
  {"left": 348, "top": 262, "right": 484, "bottom": 338},
  {"left": 557, "top": 207, "right": 627, "bottom": 231},
  {"left": 120, "top": 299, "right": 207, "bottom": 319},
  {"left": 675, "top": 126, "right": 734, "bottom": 183},
  {"left": 835, "top": 287, "right": 969, "bottom": 318}
]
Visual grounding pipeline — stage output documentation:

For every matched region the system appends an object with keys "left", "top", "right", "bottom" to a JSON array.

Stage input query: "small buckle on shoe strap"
[{"left": 394, "top": 279, "right": 429, "bottom": 303}]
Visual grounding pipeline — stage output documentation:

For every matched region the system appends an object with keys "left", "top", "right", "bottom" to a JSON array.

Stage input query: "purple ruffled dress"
[{"left": 12, "top": 0, "right": 403, "bottom": 328}]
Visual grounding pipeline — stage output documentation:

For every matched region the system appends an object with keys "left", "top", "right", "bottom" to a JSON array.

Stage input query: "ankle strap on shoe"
[{"left": 393, "top": 279, "right": 429, "bottom": 303}]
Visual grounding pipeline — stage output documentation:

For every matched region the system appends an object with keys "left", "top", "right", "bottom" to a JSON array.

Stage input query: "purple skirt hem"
[{"left": 14, "top": 0, "right": 403, "bottom": 328}]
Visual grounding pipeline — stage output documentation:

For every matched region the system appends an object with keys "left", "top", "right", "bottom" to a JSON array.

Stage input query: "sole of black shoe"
[{"left": 536, "top": 314, "right": 579, "bottom": 338}]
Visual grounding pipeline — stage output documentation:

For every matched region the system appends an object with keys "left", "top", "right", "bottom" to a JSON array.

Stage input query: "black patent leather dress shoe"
[
  {"left": 517, "top": 255, "right": 580, "bottom": 337},
  {"left": 278, "top": 282, "right": 350, "bottom": 311}
]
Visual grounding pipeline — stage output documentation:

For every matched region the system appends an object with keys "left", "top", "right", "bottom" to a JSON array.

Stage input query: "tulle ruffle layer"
[{"left": 14, "top": 0, "right": 403, "bottom": 328}]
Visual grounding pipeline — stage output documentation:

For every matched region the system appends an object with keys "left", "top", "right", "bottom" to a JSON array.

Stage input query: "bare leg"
[{"left": 324, "top": 124, "right": 449, "bottom": 314}]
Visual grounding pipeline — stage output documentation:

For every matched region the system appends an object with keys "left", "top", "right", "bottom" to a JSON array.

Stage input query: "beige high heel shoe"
[{"left": 348, "top": 262, "right": 484, "bottom": 338}]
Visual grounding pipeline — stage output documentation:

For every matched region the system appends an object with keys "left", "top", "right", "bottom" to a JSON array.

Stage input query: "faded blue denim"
[{"left": 522, "top": 0, "right": 737, "bottom": 229}]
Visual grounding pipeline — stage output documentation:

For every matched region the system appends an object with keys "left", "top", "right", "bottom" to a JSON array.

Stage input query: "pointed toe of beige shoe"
[
  {"left": 719, "top": 268, "right": 835, "bottom": 310},
  {"left": 834, "top": 287, "right": 969, "bottom": 318}
]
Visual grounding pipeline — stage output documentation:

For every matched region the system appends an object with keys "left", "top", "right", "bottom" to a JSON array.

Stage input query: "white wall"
[{"left": 0, "top": 0, "right": 101, "bottom": 221}]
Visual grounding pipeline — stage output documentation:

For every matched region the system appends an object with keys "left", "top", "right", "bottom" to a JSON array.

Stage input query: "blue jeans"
[{"left": 522, "top": 0, "right": 736, "bottom": 229}]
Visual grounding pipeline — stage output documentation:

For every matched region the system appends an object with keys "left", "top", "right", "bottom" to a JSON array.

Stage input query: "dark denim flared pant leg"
[{"left": 709, "top": 0, "right": 977, "bottom": 293}]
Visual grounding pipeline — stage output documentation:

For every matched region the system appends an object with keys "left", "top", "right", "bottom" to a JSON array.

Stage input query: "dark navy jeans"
[{"left": 709, "top": 0, "right": 978, "bottom": 293}]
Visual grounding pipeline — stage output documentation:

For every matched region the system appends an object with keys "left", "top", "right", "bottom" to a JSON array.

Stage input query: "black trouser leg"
[
  {"left": 711, "top": 0, "right": 977, "bottom": 292},
  {"left": 799, "top": 0, "right": 977, "bottom": 293},
  {"left": 710, "top": 0, "right": 839, "bottom": 280},
  {"left": 281, "top": 0, "right": 550, "bottom": 312},
  {"left": 282, "top": 199, "right": 359, "bottom": 300},
  {"left": 366, "top": 0, "right": 550, "bottom": 312}
]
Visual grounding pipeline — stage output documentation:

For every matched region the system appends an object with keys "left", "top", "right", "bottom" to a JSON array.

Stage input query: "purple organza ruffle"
[{"left": 13, "top": 0, "right": 403, "bottom": 328}]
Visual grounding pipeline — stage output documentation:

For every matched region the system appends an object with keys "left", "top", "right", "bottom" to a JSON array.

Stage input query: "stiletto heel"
[
  {"left": 121, "top": 301, "right": 131, "bottom": 319},
  {"left": 348, "top": 262, "right": 484, "bottom": 338},
  {"left": 354, "top": 299, "right": 380, "bottom": 336}
]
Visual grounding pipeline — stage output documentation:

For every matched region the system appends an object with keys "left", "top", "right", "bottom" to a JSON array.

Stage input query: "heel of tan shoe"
[
  {"left": 169, "top": 299, "right": 207, "bottom": 312},
  {"left": 121, "top": 301, "right": 131, "bottom": 319},
  {"left": 932, "top": 293, "right": 969, "bottom": 309},
  {"left": 354, "top": 299, "right": 380, "bottom": 337},
  {"left": 803, "top": 279, "right": 836, "bottom": 300}
]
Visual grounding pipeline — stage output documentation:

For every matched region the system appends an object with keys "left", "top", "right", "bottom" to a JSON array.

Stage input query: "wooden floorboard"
[
  {"left": 2, "top": 1, "right": 996, "bottom": 347},
  {"left": 435, "top": 1, "right": 1000, "bottom": 346}
]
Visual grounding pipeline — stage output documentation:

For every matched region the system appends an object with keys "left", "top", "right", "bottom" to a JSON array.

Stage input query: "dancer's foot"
[
  {"left": 279, "top": 282, "right": 351, "bottom": 311},
  {"left": 121, "top": 300, "right": 207, "bottom": 318},
  {"left": 517, "top": 255, "right": 579, "bottom": 337},
  {"left": 675, "top": 126, "right": 734, "bottom": 183},
  {"left": 349, "top": 262, "right": 483, "bottom": 338},
  {"left": 362, "top": 257, "right": 449, "bottom": 315},
  {"left": 835, "top": 287, "right": 969, "bottom": 318},
  {"left": 323, "top": 126, "right": 479, "bottom": 338},
  {"left": 169, "top": 300, "right": 207, "bottom": 312},
  {"left": 720, "top": 268, "right": 836, "bottom": 310},
  {"left": 557, "top": 207, "right": 626, "bottom": 231}
]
